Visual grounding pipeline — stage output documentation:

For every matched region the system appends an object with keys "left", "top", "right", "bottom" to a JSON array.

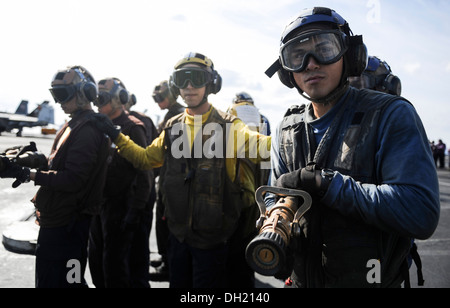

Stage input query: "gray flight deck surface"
[{"left": 0, "top": 132, "right": 448, "bottom": 288}]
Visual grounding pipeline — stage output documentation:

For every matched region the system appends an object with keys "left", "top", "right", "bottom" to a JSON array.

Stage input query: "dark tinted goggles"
[
  {"left": 280, "top": 30, "right": 348, "bottom": 73},
  {"left": 171, "top": 68, "right": 212, "bottom": 89},
  {"left": 152, "top": 87, "right": 169, "bottom": 103},
  {"left": 152, "top": 93, "right": 166, "bottom": 103},
  {"left": 49, "top": 85, "right": 77, "bottom": 104},
  {"left": 94, "top": 91, "right": 113, "bottom": 107}
]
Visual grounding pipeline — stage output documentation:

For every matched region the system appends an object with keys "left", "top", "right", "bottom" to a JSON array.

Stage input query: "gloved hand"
[
  {"left": 2, "top": 142, "right": 48, "bottom": 171},
  {"left": 89, "top": 113, "right": 121, "bottom": 141},
  {"left": 14, "top": 151, "right": 48, "bottom": 170},
  {"left": 0, "top": 157, "right": 31, "bottom": 188},
  {"left": 275, "top": 163, "right": 333, "bottom": 197}
]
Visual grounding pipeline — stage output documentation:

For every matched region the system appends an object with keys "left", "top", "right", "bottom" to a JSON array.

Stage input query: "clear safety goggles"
[
  {"left": 49, "top": 85, "right": 77, "bottom": 104},
  {"left": 280, "top": 30, "right": 348, "bottom": 73},
  {"left": 171, "top": 68, "right": 212, "bottom": 89}
]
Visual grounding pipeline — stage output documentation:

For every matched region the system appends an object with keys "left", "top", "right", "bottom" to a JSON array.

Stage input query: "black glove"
[
  {"left": 14, "top": 151, "right": 48, "bottom": 170},
  {"left": 89, "top": 113, "right": 121, "bottom": 141},
  {"left": 0, "top": 157, "right": 31, "bottom": 188},
  {"left": 2, "top": 141, "right": 38, "bottom": 157},
  {"left": 275, "top": 163, "right": 333, "bottom": 197},
  {"left": 2, "top": 142, "right": 47, "bottom": 171}
]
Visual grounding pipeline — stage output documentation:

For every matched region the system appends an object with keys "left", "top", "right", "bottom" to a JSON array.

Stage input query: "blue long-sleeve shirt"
[{"left": 268, "top": 90, "right": 440, "bottom": 240}]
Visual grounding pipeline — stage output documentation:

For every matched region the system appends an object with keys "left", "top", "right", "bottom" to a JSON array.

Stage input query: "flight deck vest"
[
  {"left": 280, "top": 88, "right": 412, "bottom": 287},
  {"left": 160, "top": 108, "right": 243, "bottom": 249},
  {"left": 104, "top": 113, "right": 145, "bottom": 200}
]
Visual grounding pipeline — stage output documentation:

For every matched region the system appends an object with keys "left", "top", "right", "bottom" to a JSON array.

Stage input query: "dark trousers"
[
  {"left": 155, "top": 189, "right": 169, "bottom": 261},
  {"left": 129, "top": 211, "right": 151, "bottom": 288},
  {"left": 167, "top": 234, "right": 228, "bottom": 288},
  {"left": 226, "top": 234, "right": 255, "bottom": 288},
  {"left": 438, "top": 153, "right": 445, "bottom": 168},
  {"left": 35, "top": 217, "right": 91, "bottom": 288},
  {"left": 225, "top": 205, "right": 259, "bottom": 288},
  {"left": 88, "top": 205, "right": 134, "bottom": 288},
  {"left": 129, "top": 186, "right": 156, "bottom": 288}
]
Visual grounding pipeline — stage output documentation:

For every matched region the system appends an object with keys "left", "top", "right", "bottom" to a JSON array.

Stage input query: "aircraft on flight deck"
[{"left": 0, "top": 100, "right": 55, "bottom": 136}]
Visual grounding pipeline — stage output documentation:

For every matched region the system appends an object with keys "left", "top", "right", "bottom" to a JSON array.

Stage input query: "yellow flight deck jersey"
[{"left": 114, "top": 105, "right": 271, "bottom": 190}]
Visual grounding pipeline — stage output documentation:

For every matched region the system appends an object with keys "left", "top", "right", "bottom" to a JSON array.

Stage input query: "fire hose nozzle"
[{"left": 245, "top": 186, "right": 312, "bottom": 276}]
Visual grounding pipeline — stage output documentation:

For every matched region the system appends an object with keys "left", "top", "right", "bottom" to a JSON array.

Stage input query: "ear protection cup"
[
  {"left": 118, "top": 88, "right": 129, "bottom": 104},
  {"left": 169, "top": 75, "right": 180, "bottom": 97},
  {"left": 346, "top": 36, "right": 368, "bottom": 77},
  {"left": 129, "top": 94, "right": 137, "bottom": 106},
  {"left": 80, "top": 82, "right": 98, "bottom": 102},
  {"left": 71, "top": 66, "right": 98, "bottom": 103},
  {"left": 210, "top": 71, "right": 222, "bottom": 94},
  {"left": 111, "top": 77, "right": 129, "bottom": 105},
  {"left": 277, "top": 68, "right": 295, "bottom": 89},
  {"left": 383, "top": 74, "right": 402, "bottom": 96}
]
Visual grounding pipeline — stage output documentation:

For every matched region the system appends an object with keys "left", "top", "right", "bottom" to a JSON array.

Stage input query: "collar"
[{"left": 184, "top": 105, "right": 214, "bottom": 125}]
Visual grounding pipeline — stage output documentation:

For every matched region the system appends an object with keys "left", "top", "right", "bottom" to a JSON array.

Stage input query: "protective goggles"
[
  {"left": 152, "top": 93, "right": 165, "bottom": 103},
  {"left": 171, "top": 68, "right": 212, "bottom": 89},
  {"left": 94, "top": 91, "right": 113, "bottom": 107},
  {"left": 152, "top": 86, "right": 169, "bottom": 103},
  {"left": 280, "top": 30, "right": 348, "bottom": 73},
  {"left": 49, "top": 85, "right": 77, "bottom": 104}
]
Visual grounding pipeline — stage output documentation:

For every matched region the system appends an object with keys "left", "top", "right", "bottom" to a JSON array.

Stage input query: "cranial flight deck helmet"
[
  {"left": 49, "top": 65, "right": 98, "bottom": 107},
  {"left": 95, "top": 77, "right": 130, "bottom": 110},
  {"left": 169, "top": 52, "right": 222, "bottom": 109},
  {"left": 233, "top": 92, "right": 254, "bottom": 105},
  {"left": 349, "top": 56, "right": 402, "bottom": 96},
  {"left": 265, "top": 7, "right": 368, "bottom": 104},
  {"left": 153, "top": 80, "right": 177, "bottom": 104}
]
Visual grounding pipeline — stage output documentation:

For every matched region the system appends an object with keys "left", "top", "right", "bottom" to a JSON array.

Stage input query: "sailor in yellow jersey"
[
  {"left": 115, "top": 105, "right": 269, "bottom": 185},
  {"left": 92, "top": 52, "right": 271, "bottom": 288}
]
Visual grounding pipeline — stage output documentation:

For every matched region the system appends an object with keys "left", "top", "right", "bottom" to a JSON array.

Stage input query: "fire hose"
[{"left": 245, "top": 186, "right": 312, "bottom": 276}]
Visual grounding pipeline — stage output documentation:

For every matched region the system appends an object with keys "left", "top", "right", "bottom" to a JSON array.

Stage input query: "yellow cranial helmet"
[
  {"left": 174, "top": 52, "right": 214, "bottom": 70},
  {"left": 170, "top": 52, "right": 222, "bottom": 97}
]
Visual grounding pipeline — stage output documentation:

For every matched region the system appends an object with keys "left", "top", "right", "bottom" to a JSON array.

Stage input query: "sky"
[{"left": 1, "top": 0, "right": 450, "bottom": 147}]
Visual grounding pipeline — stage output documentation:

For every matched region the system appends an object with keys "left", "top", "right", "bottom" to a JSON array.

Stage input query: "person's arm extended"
[
  {"left": 115, "top": 131, "right": 166, "bottom": 170},
  {"left": 227, "top": 119, "right": 271, "bottom": 163}
]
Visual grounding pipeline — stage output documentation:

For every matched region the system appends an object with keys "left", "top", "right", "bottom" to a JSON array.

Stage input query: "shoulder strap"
[
  {"left": 212, "top": 107, "right": 237, "bottom": 124},
  {"left": 164, "top": 112, "right": 185, "bottom": 129},
  {"left": 410, "top": 242, "right": 425, "bottom": 286},
  {"left": 281, "top": 104, "right": 306, "bottom": 130}
]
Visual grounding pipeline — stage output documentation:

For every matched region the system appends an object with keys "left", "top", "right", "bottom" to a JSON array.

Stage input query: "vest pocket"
[
  {"left": 334, "top": 126, "right": 360, "bottom": 171},
  {"left": 162, "top": 175, "right": 190, "bottom": 225},
  {"left": 192, "top": 165, "right": 223, "bottom": 231}
]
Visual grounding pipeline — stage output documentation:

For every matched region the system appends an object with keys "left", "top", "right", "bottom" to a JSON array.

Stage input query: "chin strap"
[
  {"left": 186, "top": 96, "right": 208, "bottom": 110},
  {"left": 299, "top": 81, "right": 349, "bottom": 105}
]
